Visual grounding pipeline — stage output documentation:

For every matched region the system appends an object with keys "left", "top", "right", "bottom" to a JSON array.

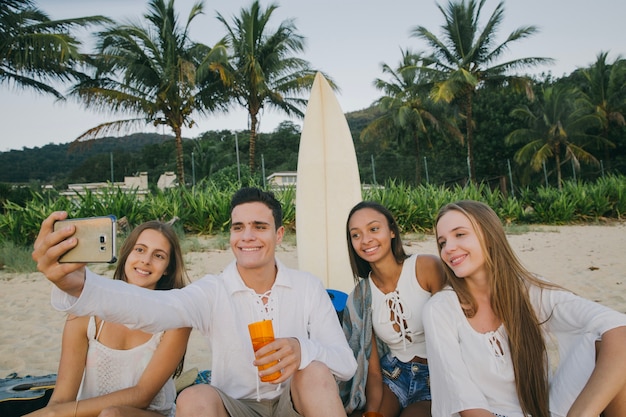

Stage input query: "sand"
[{"left": 2, "top": 222, "right": 625, "bottom": 378}]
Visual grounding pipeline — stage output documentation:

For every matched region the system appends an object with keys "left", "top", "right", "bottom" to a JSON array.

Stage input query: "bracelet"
[{"left": 74, "top": 400, "right": 79, "bottom": 417}]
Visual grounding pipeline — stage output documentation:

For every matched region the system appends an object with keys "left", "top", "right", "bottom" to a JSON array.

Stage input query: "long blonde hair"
[{"left": 436, "top": 201, "right": 555, "bottom": 417}]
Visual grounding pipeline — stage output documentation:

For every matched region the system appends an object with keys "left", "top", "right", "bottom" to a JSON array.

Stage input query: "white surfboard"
[{"left": 296, "top": 72, "right": 362, "bottom": 294}]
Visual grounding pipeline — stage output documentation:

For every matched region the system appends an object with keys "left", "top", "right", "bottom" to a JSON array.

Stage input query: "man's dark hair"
[{"left": 230, "top": 187, "right": 283, "bottom": 229}]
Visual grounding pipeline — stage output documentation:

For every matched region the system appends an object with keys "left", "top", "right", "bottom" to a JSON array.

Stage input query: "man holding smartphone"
[{"left": 33, "top": 187, "right": 356, "bottom": 417}]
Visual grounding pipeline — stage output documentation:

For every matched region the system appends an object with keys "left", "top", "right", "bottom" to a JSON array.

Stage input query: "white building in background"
[
  {"left": 59, "top": 171, "right": 177, "bottom": 201},
  {"left": 265, "top": 171, "right": 381, "bottom": 191},
  {"left": 267, "top": 171, "right": 297, "bottom": 188},
  {"left": 157, "top": 172, "right": 177, "bottom": 189}
]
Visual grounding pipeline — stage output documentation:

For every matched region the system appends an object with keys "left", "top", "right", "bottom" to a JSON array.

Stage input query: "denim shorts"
[{"left": 380, "top": 353, "right": 431, "bottom": 408}]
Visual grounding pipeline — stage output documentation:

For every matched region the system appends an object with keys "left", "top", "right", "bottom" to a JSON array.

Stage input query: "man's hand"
[
  {"left": 32, "top": 211, "right": 87, "bottom": 296},
  {"left": 253, "top": 337, "right": 301, "bottom": 384}
]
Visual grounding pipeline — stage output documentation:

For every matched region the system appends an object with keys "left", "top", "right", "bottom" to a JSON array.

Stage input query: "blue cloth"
[
  {"left": 327, "top": 289, "right": 348, "bottom": 312},
  {"left": 194, "top": 370, "right": 212, "bottom": 385}
]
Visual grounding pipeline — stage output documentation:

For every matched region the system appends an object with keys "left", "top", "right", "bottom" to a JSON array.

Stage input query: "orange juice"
[
  {"left": 248, "top": 320, "right": 281, "bottom": 382},
  {"left": 251, "top": 337, "right": 281, "bottom": 381},
  {"left": 252, "top": 336, "right": 274, "bottom": 351}
]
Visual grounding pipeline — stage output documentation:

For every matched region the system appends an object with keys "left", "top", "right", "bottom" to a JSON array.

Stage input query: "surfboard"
[{"left": 296, "top": 72, "right": 362, "bottom": 294}]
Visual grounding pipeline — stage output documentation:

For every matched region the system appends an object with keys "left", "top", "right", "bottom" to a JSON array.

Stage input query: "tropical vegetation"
[
  {"left": 363, "top": 50, "right": 462, "bottom": 184},
  {"left": 506, "top": 84, "right": 608, "bottom": 190},
  {"left": 216, "top": 0, "right": 330, "bottom": 170},
  {"left": 1, "top": 0, "right": 626, "bottom": 265},
  {"left": 4, "top": 0, "right": 625, "bottom": 189},
  {"left": 2, "top": 175, "right": 626, "bottom": 251},
  {"left": 0, "top": 0, "right": 109, "bottom": 98},
  {"left": 409, "top": 0, "right": 553, "bottom": 182},
  {"left": 68, "top": 0, "right": 228, "bottom": 185}
]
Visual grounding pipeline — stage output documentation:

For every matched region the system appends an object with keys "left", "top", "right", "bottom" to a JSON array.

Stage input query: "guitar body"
[{"left": 0, "top": 374, "right": 56, "bottom": 417}]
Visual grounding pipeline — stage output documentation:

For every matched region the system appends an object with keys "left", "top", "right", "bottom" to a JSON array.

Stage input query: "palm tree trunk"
[
  {"left": 249, "top": 112, "right": 258, "bottom": 171},
  {"left": 465, "top": 93, "right": 476, "bottom": 183},
  {"left": 174, "top": 126, "right": 185, "bottom": 186},
  {"left": 555, "top": 152, "right": 562, "bottom": 191},
  {"left": 414, "top": 132, "right": 422, "bottom": 184},
  {"left": 602, "top": 126, "right": 612, "bottom": 172}
]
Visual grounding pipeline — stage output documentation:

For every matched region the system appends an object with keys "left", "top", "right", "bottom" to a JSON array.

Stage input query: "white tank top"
[
  {"left": 77, "top": 316, "right": 176, "bottom": 416},
  {"left": 371, "top": 254, "right": 432, "bottom": 361}
]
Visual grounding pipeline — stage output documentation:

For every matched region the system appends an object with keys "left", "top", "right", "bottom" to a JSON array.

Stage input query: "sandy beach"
[{"left": 2, "top": 222, "right": 625, "bottom": 379}]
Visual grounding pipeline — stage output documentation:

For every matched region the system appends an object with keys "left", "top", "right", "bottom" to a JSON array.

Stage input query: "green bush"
[
  {"left": 0, "top": 240, "right": 37, "bottom": 273},
  {"left": 1, "top": 175, "right": 625, "bottom": 249}
]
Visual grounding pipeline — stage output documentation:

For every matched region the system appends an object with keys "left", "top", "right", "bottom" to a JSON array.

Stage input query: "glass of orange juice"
[{"left": 247, "top": 320, "right": 281, "bottom": 382}]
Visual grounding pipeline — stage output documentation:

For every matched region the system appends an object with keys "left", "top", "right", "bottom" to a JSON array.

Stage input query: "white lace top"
[
  {"left": 77, "top": 316, "right": 176, "bottom": 416},
  {"left": 370, "top": 254, "right": 431, "bottom": 361}
]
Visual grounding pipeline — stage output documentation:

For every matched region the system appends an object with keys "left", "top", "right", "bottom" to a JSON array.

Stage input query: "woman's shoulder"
[
  {"left": 427, "top": 287, "right": 459, "bottom": 307},
  {"left": 413, "top": 253, "right": 445, "bottom": 272},
  {"left": 64, "top": 314, "right": 92, "bottom": 330},
  {"left": 413, "top": 252, "right": 439, "bottom": 262},
  {"left": 413, "top": 253, "right": 446, "bottom": 292},
  {"left": 423, "top": 288, "right": 462, "bottom": 324}
]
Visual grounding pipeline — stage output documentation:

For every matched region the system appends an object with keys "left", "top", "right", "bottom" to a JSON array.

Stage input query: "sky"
[{"left": 2, "top": 0, "right": 625, "bottom": 152}]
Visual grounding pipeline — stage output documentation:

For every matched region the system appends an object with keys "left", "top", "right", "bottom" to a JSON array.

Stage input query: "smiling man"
[{"left": 33, "top": 187, "right": 357, "bottom": 417}]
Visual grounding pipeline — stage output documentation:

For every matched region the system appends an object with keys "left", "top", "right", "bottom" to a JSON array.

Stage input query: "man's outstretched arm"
[{"left": 32, "top": 211, "right": 87, "bottom": 297}]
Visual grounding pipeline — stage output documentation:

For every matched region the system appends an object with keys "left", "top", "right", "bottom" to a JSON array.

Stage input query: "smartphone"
[{"left": 53, "top": 215, "right": 117, "bottom": 263}]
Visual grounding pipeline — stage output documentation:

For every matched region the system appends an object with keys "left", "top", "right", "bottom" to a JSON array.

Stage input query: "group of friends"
[{"left": 27, "top": 186, "right": 626, "bottom": 417}]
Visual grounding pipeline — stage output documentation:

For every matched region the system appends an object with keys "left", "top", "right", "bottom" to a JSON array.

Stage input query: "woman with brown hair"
[
  {"left": 424, "top": 200, "right": 626, "bottom": 417},
  {"left": 27, "top": 220, "right": 191, "bottom": 417}
]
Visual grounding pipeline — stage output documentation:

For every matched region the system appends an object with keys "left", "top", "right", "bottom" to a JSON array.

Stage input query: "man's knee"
[
  {"left": 291, "top": 361, "right": 346, "bottom": 416},
  {"left": 176, "top": 384, "right": 225, "bottom": 416},
  {"left": 292, "top": 361, "right": 337, "bottom": 393}
]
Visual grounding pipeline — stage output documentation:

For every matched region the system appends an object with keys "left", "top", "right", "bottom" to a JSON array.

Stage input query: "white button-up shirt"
[{"left": 51, "top": 259, "right": 357, "bottom": 400}]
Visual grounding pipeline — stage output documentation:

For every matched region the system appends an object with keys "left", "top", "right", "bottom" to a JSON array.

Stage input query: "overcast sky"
[{"left": 2, "top": 0, "right": 624, "bottom": 152}]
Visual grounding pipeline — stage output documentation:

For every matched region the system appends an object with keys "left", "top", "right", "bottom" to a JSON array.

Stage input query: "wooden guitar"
[{"left": 0, "top": 374, "right": 56, "bottom": 417}]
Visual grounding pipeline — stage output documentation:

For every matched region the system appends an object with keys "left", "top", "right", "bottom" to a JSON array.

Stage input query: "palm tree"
[
  {"left": 579, "top": 52, "right": 626, "bottom": 168},
  {"left": 216, "top": 0, "right": 323, "bottom": 171},
  {"left": 0, "top": 0, "right": 109, "bottom": 98},
  {"left": 70, "top": 0, "right": 228, "bottom": 185},
  {"left": 363, "top": 49, "right": 461, "bottom": 184},
  {"left": 505, "top": 84, "right": 610, "bottom": 189},
  {"left": 411, "top": 0, "right": 552, "bottom": 182}
]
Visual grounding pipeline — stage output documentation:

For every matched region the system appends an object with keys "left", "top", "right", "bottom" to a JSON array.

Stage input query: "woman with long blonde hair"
[{"left": 424, "top": 200, "right": 626, "bottom": 417}]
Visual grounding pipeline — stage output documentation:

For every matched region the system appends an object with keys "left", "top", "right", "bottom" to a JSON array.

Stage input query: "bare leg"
[
  {"left": 98, "top": 406, "right": 167, "bottom": 417},
  {"left": 291, "top": 361, "right": 347, "bottom": 417},
  {"left": 377, "top": 384, "right": 402, "bottom": 417},
  {"left": 176, "top": 384, "right": 229, "bottom": 417},
  {"left": 400, "top": 400, "right": 431, "bottom": 417}
]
